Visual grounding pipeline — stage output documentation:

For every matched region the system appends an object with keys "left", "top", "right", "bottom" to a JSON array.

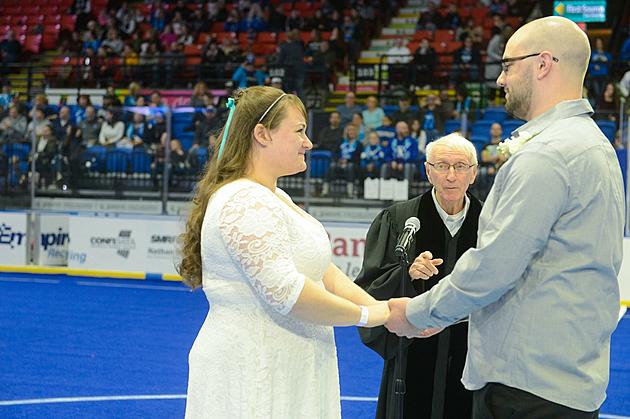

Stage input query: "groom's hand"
[{"left": 385, "top": 298, "right": 420, "bottom": 338}]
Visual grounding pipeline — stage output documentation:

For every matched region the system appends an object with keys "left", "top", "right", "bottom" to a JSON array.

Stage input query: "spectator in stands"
[
  {"left": 98, "top": 109, "right": 125, "bottom": 148},
  {"left": 77, "top": 105, "right": 101, "bottom": 147},
  {"left": 149, "top": 91, "right": 164, "bottom": 109},
  {"left": 286, "top": 9, "right": 305, "bottom": 32},
  {"left": 201, "top": 40, "right": 227, "bottom": 81},
  {"left": 120, "top": 112, "right": 147, "bottom": 149},
  {"left": 485, "top": 26, "right": 513, "bottom": 89},
  {"left": 451, "top": 36, "right": 482, "bottom": 85},
  {"left": 69, "top": 0, "right": 93, "bottom": 31},
  {"left": 386, "top": 38, "right": 412, "bottom": 64},
  {"left": 224, "top": 10, "right": 241, "bottom": 33},
  {"left": 588, "top": 38, "right": 611, "bottom": 103},
  {"left": 31, "top": 95, "right": 56, "bottom": 119},
  {"left": 375, "top": 114, "right": 396, "bottom": 147},
  {"left": 123, "top": 82, "right": 141, "bottom": 107},
  {"left": 189, "top": 106, "right": 220, "bottom": 172},
  {"left": 163, "top": 42, "right": 185, "bottom": 89},
  {"left": 594, "top": 82, "right": 618, "bottom": 123},
  {"left": 0, "top": 105, "right": 27, "bottom": 144},
  {"left": 207, "top": 1, "right": 228, "bottom": 24},
  {"left": 34, "top": 125, "right": 59, "bottom": 189},
  {"left": 442, "top": 3, "right": 462, "bottom": 30},
  {"left": 336, "top": 91, "right": 363, "bottom": 127},
  {"left": 101, "top": 29, "right": 124, "bottom": 56},
  {"left": 190, "top": 82, "right": 209, "bottom": 108},
  {"left": 139, "top": 42, "right": 161, "bottom": 87},
  {"left": 360, "top": 131, "right": 385, "bottom": 180},
  {"left": 382, "top": 120, "right": 418, "bottom": 181},
  {"left": 0, "top": 82, "right": 14, "bottom": 111},
  {"left": 315, "top": 111, "right": 344, "bottom": 152},
  {"left": 278, "top": 29, "right": 307, "bottom": 98},
  {"left": 362, "top": 96, "right": 385, "bottom": 132},
  {"left": 452, "top": 86, "right": 473, "bottom": 121},
  {"left": 266, "top": 4, "right": 287, "bottom": 33},
  {"left": 232, "top": 58, "right": 266, "bottom": 88},
  {"left": 82, "top": 30, "right": 101, "bottom": 54},
  {"left": 416, "top": 2, "right": 441, "bottom": 31},
  {"left": 457, "top": 18, "right": 476, "bottom": 42},
  {"left": 150, "top": 6, "right": 166, "bottom": 32},
  {"left": 412, "top": 39, "right": 437, "bottom": 88},
  {"left": 352, "top": 112, "right": 367, "bottom": 143},
  {"left": 51, "top": 107, "right": 78, "bottom": 149},
  {"left": 117, "top": 2, "right": 136, "bottom": 38},
  {"left": 439, "top": 90, "right": 455, "bottom": 119},
  {"left": 419, "top": 94, "right": 445, "bottom": 141},
  {"left": 410, "top": 118, "right": 428, "bottom": 157},
  {"left": 307, "top": 9, "right": 328, "bottom": 32},
  {"left": 323, "top": 123, "right": 363, "bottom": 197},
  {"left": 620, "top": 32, "right": 630, "bottom": 63},
  {"left": 480, "top": 122, "right": 505, "bottom": 176},
  {"left": 95, "top": 47, "right": 115, "bottom": 87},
  {"left": 308, "top": 40, "right": 337, "bottom": 90},
  {"left": 74, "top": 95, "right": 92, "bottom": 123},
  {"left": 391, "top": 96, "right": 416, "bottom": 127},
  {"left": 26, "top": 107, "right": 52, "bottom": 143}
]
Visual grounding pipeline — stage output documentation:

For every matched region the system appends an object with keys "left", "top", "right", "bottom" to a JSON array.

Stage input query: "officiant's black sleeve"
[{"left": 355, "top": 208, "right": 416, "bottom": 360}]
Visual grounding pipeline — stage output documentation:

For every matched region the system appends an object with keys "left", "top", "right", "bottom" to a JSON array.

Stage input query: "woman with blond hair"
[{"left": 178, "top": 86, "right": 389, "bottom": 419}]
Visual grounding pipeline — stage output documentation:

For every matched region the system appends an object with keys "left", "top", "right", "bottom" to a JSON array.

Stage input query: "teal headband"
[{"left": 217, "top": 97, "right": 235, "bottom": 160}]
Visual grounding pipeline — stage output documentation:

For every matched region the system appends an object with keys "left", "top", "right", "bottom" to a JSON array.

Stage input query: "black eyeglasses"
[{"left": 501, "top": 52, "right": 559, "bottom": 73}]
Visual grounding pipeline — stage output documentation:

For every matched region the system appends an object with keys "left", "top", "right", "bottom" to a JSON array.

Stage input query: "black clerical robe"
[{"left": 356, "top": 190, "right": 482, "bottom": 419}]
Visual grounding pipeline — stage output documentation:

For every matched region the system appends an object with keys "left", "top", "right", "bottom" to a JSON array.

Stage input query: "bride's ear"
[{"left": 252, "top": 123, "right": 270, "bottom": 146}]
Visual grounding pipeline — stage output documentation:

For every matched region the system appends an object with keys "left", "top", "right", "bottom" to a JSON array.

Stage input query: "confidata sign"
[
  {"left": 553, "top": 1, "right": 606, "bottom": 22},
  {"left": 0, "top": 212, "right": 28, "bottom": 265}
]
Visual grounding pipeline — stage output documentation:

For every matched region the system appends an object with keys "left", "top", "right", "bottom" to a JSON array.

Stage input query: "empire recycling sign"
[{"left": 553, "top": 1, "right": 606, "bottom": 23}]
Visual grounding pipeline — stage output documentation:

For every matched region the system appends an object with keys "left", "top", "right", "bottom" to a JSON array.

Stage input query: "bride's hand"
[{"left": 365, "top": 301, "right": 390, "bottom": 327}]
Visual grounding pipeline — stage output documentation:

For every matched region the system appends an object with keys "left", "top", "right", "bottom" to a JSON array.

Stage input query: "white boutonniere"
[{"left": 497, "top": 130, "right": 536, "bottom": 158}]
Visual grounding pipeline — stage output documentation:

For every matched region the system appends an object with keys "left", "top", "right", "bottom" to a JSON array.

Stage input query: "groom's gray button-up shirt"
[{"left": 406, "top": 99, "right": 625, "bottom": 411}]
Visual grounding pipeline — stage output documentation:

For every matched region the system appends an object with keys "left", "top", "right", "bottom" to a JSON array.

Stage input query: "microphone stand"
[{"left": 394, "top": 249, "right": 410, "bottom": 419}]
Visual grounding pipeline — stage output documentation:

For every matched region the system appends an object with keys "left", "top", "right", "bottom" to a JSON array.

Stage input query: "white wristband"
[{"left": 357, "top": 305, "right": 369, "bottom": 327}]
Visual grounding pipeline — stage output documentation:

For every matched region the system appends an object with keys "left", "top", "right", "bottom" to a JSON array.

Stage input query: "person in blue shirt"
[
  {"left": 232, "top": 59, "right": 266, "bottom": 89},
  {"left": 587, "top": 38, "right": 612, "bottom": 103},
  {"left": 386, "top": 16, "right": 624, "bottom": 419},
  {"left": 382, "top": 121, "right": 418, "bottom": 181},
  {"left": 374, "top": 115, "right": 396, "bottom": 148},
  {"left": 322, "top": 123, "right": 363, "bottom": 197},
  {"left": 360, "top": 131, "right": 385, "bottom": 179}
]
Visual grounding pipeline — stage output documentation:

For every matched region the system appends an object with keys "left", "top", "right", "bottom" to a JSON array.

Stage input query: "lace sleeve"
[{"left": 218, "top": 185, "right": 306, "bottom": 315}]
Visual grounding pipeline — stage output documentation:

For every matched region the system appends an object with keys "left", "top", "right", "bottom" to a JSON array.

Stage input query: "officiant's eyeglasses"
[
  {"left": 501, "top": 53, "right": 559, "bottom": 73},
  {"left": 427, "top": 162, "right": 476, "bottom": 173}
]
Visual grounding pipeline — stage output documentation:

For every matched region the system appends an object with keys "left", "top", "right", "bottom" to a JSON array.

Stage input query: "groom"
[{"left": 385, "top": 16, "right": 624, "bottom": 419}]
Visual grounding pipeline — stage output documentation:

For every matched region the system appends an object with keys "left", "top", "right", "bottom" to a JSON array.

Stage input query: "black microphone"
[{"left": 394, "top": 217, "right": 421, "bottom": 260}]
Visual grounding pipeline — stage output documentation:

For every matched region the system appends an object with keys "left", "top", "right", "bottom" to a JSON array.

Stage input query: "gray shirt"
[{"left": 406, "top": 99, "right": 624, "bottom": 411}]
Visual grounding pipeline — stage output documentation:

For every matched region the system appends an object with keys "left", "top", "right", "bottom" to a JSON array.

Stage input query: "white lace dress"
[{"left": 185, "top": 179, "right": 341, "bottom": 419}]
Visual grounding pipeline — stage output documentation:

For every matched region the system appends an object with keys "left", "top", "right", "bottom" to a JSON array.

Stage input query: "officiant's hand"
[{"left": 409, "top": 251, "right": 443, "bottom": 280}]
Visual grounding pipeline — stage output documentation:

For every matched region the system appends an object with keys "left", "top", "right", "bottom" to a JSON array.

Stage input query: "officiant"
[{"left": 356, "top": 133, "right": 481, "bottom": 419}]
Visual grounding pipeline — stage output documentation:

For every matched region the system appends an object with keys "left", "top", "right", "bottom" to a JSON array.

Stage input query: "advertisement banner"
[
  {"left": 322, "top": 222, "right": 369, "bottom": 280},
  {"left": 67, "top": 215, "right": 182, "bottom": 275},
  {"left": 0, "top": 212, "right": 28, "bottom": 265},
  {"left": 36, "top": 214, "right": 70, "bottom": 266}
]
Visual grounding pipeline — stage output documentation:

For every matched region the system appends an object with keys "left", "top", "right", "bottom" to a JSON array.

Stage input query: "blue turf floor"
[{"left": 0, "top": 274, "right": 628, "bottom": 418}]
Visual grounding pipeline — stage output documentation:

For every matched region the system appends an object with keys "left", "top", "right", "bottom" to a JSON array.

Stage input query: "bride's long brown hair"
[{"left": 177, "top": 86, "right": 306, "bottom": 288}]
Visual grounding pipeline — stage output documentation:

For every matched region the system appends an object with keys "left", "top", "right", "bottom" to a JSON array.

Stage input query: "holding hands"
[{"left": 385, "top": 298, "right": 443, "bottom": 338}]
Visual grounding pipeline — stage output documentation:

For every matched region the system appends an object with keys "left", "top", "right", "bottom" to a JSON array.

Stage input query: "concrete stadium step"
[
  {"left": 399, "top": 7, "right": 421, "bottom": 15},
  {"left": 391, "top": 17, "right": 419, "bottom": 25},
  {"left": 381, "top": 27, "right": 415, "bottom": 36}
]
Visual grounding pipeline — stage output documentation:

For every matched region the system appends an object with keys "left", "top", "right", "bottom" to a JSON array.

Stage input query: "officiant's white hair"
[{"left": 426, "top": 133, "right": 478, "bottom": 165}]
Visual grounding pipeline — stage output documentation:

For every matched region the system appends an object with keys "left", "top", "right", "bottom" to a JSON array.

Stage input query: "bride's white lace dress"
[{"left": 185, "top": 179, "right": 341, "bottom": 419}]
